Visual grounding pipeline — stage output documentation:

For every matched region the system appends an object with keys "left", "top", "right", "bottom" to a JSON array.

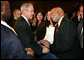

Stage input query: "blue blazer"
[{"left": 1, "top": 24, "right": 32, "bottom": 59}]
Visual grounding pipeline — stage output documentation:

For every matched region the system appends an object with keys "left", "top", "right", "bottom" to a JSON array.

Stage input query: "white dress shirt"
[
  {"left": 1, "top": 20, "right": 11, "bottom": 29},
  {"left": 43, "top": 25, "right": 55, "bottom": 44}
]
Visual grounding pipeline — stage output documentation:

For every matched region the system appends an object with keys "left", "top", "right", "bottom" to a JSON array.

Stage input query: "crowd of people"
[{"left": 1, "top": 1, "right": 83, "bottom": 59}]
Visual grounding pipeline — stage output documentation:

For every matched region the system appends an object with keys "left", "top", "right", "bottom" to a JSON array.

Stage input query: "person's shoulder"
[
  {"left": 62, "top": 17, "right": 75, "bottom": 26},
  {"left": 1, "top": 24, "right": 17, "bottom": 40},
  {"left": 1, "top": 24, "right": 10, "bottom": 31},
  {"left": 63, "top": 17, "right": 70, "bottom": 21},
  {"left": 15, "top": 16, "right": 25, "bottom": 24},
  {"left": 17, "top": 16, "right": 24, "bottom": 21}
]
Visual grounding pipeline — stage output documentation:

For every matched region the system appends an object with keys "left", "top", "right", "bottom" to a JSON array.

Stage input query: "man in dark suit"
[
  {"left": 49, "top": 7, "right": 82, "bottom": 59},
  {"left": 39, "top": 7, "right": 82, "bottom": 59},
  {"left": 13, "top": 3, "right": 48, "bottom": 57},
  {"left": 1, "top": 1, "right": 34, "bottom": 59}
]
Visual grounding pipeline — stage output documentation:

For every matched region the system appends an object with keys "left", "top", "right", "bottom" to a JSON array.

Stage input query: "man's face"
[
  {"left": 51, "top": 11, "right": 59, "bottom": 22},
  {"left": 80, "top": 6, "right": 83, "bottom": 19},
  {"left": 2, "top": 1, "right": 11, "bottom": 21},
  {"left": 26, "top": 6, "right": 34, "bottom": 19}
]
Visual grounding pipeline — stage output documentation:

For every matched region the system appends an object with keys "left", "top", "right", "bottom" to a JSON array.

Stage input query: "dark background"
[{"left": 9, "top": 1, "right": 83, "bottom": 17}]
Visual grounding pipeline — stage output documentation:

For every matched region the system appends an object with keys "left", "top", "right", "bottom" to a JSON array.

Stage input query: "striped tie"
[
  {"left": 9, "top": 26, "right": 17, "bottom": 35},
  {"left": 56, "top": 23, "right": 58, "bottom": 33}
]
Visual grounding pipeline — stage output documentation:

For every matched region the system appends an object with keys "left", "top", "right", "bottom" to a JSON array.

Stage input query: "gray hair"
[
  {"left": 20, "top": 3, "right": 33, "bottom": 13},
  {"left": 51, "top": 7, "right": 64, "bottom": 17}
]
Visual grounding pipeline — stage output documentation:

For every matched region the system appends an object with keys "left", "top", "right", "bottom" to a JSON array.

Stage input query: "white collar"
[
  {"left": 1, "top": 20, "right": 10, "bottom": 29},
  {"left": 21, "top": 15, "right": 30, "bottom": 26},
  {"left": 58, "top": 16, "right": 64, "bottom": 27},
  {"left": 21, "top": 15, "right": 28, "bottom": 21}
]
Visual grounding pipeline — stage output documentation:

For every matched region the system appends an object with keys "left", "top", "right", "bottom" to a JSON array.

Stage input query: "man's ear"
[
  {"left": 1, "top": 5, "right": 5, "bottom": 15},
  {"left": 1, "top": 5, "right": 3, "bottom": 15},
  {"left": 13, "top": 12, "right": 15, "bottom": 16}
]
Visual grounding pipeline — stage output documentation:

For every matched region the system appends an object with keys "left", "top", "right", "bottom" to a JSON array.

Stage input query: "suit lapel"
[
  {"left": 78, "top": 20, "right": 83, "bottom": 35},
  {"left": 20, "top": 16, "right": 31, "bottom": 28},
  {"left": 54, "top": 17, "right": 66, "bottom": 40}
]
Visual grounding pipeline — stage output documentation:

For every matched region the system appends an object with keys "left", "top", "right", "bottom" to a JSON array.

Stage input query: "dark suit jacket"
[
  {"left": 1, "top": 24, "right": 32, "bottom": 59},
  {"left": 11, "top": 18, "right": 17, "bottom": 28},
  {"left": 14, "top": 16, "right": 42, "bottom": 55},
  {"left": 50, "top": 17, "right": 82, "bottom": 59},
  {"left": 72, "top": 16, "right": 81, "bottom": 28},
  {"left": 7, "top": 17, "right": 17, "bottom": 28},
  {"left": 77, "top": 20, "right": 83, "bottom": 39}
]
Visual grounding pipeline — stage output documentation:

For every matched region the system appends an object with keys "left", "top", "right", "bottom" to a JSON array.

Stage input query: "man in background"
[
  {"left": 8, "top": 9, "right": 21, "bottom": 28},
  {"left": 13, "top": 9, "right": 21, "bottom": 20},
  {"left": 77, "top": 5, "right": 83, "bottom": 50}
]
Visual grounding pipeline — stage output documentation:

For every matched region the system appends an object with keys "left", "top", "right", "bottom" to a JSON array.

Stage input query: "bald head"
[
  {"left": 1, "top": 1, "right": 11, "bottom": 21},
  {"left": 51, "top": 7, "right": 64, "bottom": 22}
]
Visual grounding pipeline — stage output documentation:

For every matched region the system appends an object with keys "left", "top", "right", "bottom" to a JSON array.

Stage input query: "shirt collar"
[
  {"left": 21, "top": 15, "right": 28, "bottom": 22},
  {"left": 58, "top": 16, "right": 64, "bottom": 27},
  {"left": 1, "top": 20, "right": 10, "bottom": 29},
  {"left": 21, "top": 15, "right": 30, "bottom": 26}
]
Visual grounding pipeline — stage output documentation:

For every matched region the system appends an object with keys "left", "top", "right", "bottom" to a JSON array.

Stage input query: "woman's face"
[
  {"left": 47, "top": 11, "right": 51, "bottom": 21},
  {"left": 37, "top": 12, "right": 43, "bottom": 21}
]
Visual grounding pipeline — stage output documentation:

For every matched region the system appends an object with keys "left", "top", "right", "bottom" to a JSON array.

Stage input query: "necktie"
[
  {"left": 56, "top": 24, "right": 58, "bottom": 33},
  {"left": 9, "top": 26, "right": 17, "bottom": 35}
]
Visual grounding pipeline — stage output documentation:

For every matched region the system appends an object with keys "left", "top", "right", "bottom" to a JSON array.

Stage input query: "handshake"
[
  {"left": 38, "top": 40, "right": 50, "bottom": 54},
  {"left": 24, "top": 40, "right": 50, "bottom": 56}
]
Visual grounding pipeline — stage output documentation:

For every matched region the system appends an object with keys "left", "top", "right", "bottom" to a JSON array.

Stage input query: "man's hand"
[
  {"left": 25, "top": 48, "right": 34, "bottom": 56},
  {"left": 42, "top": 45, "right": 49, "bottom": 54},
  {"left": 38, "top": 40, "right": 50, "bottom": 48},
  {"left": 38, "top": 40, "right": 50, "bottom": 54}
]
